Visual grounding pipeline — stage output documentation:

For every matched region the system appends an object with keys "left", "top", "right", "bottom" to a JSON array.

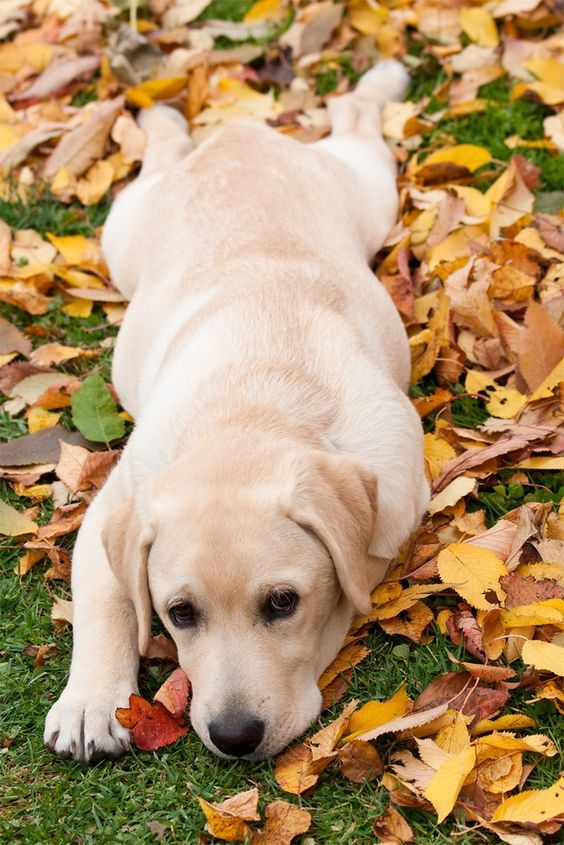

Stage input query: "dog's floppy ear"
[
  {"left": 287, "top": 451, "right": 377, "bottom": 616},
  {"left": 102, "top": 498, "right": 154, "bottom": 657}
]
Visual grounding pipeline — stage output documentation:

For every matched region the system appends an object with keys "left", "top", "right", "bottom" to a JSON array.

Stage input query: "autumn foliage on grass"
[{"left": 1, "top": 0, "right": 563, "bottom": 843}]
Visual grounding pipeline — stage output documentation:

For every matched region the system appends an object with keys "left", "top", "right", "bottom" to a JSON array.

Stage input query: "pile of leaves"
[{"left": 0, "top": 0, "right": 563, "bottom": 843}]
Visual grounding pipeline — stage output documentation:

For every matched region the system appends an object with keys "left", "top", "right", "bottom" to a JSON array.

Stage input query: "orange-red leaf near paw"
[{"left": 116, "top": 690, "right": 189, "bottom": 751}]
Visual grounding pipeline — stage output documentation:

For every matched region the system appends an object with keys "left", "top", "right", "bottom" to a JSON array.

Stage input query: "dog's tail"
[{"left": 326, "top": 59, "right": 409, "bottom": 137}]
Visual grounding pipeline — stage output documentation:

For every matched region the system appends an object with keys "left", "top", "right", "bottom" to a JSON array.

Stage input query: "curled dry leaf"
[
  {"left": 338, "top": 740, "right": 383, "bottom": 783},
  {"left": 197, "top": 787, "right": 260, "bottom": 842},
  {"left": 372, "top": 805, "right": 414, "bottom": 844},
  {"left": 251, "top": 799, "right": 311, "bottom": 845}
]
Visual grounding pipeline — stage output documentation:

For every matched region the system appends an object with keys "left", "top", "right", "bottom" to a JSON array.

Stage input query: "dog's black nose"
[{"left": 208, "top": 716, "right": 265, "bottom": 757}]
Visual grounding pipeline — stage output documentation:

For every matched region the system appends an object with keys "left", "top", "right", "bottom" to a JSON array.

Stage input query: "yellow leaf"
[
  {"left": 424, "top": 746, "right": 477, "bottom": 822},
  {"left": 197, "top": 787, "right": 260, "bottom": 842},
  {"left": 428, "top": 476, "right": 476, "bottom": 515},
  {"left": 370, "top": 583, "right": 447, "bottom": 621},
  {"left": 521, "top": 640, "right": 564, "bottom": 676},
  {"left": 30, "top": 342, "right": 84, "bottom": 367},
  {"left": 27, "top": 406, "right": 60, "bottom": 433},
  {"left": 459, "top": 7, "right": 499, "bottom": 48},
  {"left": 421, "top": 144, "right": 492, "bottom": 172},
  {"left": 0, "top": 500, "right": 37, "bottom": 537},
  {"left": 62, "top": 296, "right": 93, "bottom": 318},
  {"left": 50, "top": 167, "right": 77, "bottom": 201},
  {"left": 76, "top": 160, "right": 114, "bottom": 207},
  {"left": 317, "top": 641, "right": 370, "bottom": 690},
  {"left": 492, "top": 776, "right": 564, "bottom": 824},
  {"left": 274, "top": 743, "right": 329, "bottom": 794},
  {"left": 528, "top": 358, "right": 564, "bottom": 402},
  {"left": 348, "top": 0, "right": 388, "bottom": 37},
  {"left": 14, "top": 549, "right": 44, "bottom": 576},
  {"left": 516, "top": 457, "right": 564, "bottom": 471},
  {"left": 523, "top": 58, "right": 563, "bottom": 88},
  {"left": 126, "top": 77, "right": 188, "bottom": 109},
  {"left": 435, "top": 712, "right": 471, "bottom": 754},
  {"left": 47, "top": 234, "right": 90, "bottom": 265},
  {"left": 476, "top": 732, "right": 556, "bottom": 757},
  {"left": 428, "top": 224, "right": 489, "bottom": 271},
  {"left": 0, "top": 43, "right": 53, "bottom": 73},
  {"left": 0, "top": 123, "right": 19, "bottom": 152},
  {"left": 471, "top": 714, "right": 537, "bottom": 735},
  {"left": 451, "top": 186, "right": 491, "bottom": 218},
  {"left": 342, "top": 686, "right": 409, "bottom": 744},
  {"left": 486, "top": 159, "right": 535, "bottom": 237},
  {"left": 501, "top": 600, "right": 564, "bottom": 628},
  {"left": 424, "top": 432, "right": 456, "bottom": 481},
  {"left": 436, "top": 608, "right": 453, "bottom": 634},
  {"left": 437, "top": 544, "right": 507, "bottom": 610},
  {"left": 243, "top": 0, "right": 287, "bottom": 24}
]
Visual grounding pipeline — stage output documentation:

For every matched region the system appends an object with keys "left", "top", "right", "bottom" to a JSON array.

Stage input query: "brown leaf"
[
  {"left": 37, "top": 501, "right": 88, "bottom": 540},
  {"left": 413, "top": 672, "right": 509, "bottom": 723},
  {"left": 0, "top": 426, "right": 91, "bottom": 467},
  {"left": 517, "top": 301, "right": 564, "bottom": 394},
  {"left": 274, "top": 743, "right": 329, "bottom": 794},
  {"left": 44, "top": 96, "right": 124, "bottom": 179},
  {"left": 338, "top": 740, "right": 383, "bottom": 783},
  {"left": 536, "top": 213, "right": 564, "bottom": 252},
  {"left": 447, "top": 604, "right": 486, "bottom": 660},
  {"left": 372, "top": 806, "right": 414, "bottom": 844},
  {"left": 0, "top": 317, "right": 31, "bottom": 357},
  {"left": 379, "top": 601, "right": 434, "bottom": 643},
  {"left": 144, "top": 633, "right": 178, "bottom": 662},
  {"left": 252, "top": 800, "right": 311, "bottom": 845},
  {"left": 501, "top": 572, "right": 564, "bottom": 608},
  {"left": 11, "top": 54, "right": 100, "bottom": 101}
]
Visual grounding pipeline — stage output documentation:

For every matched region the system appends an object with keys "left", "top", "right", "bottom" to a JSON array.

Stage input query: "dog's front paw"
[{"left": 44, "top": 685, "right": 133, "bottom": 764}]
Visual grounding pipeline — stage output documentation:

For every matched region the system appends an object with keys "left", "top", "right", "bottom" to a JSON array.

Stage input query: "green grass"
[
  {"left": 0, "top": 188, "right": 110, "bottom": 237},
  {"left": 411, "top": 73, "right": 563, "bottom": 192}
]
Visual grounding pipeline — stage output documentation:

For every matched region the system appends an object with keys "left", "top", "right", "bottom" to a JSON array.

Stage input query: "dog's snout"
[{"left": 208, "top": 715, "right": 265, "bottom": 757}]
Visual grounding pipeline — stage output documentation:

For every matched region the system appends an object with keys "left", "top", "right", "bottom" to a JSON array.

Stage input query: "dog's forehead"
[{"left": 148, "top": 498, "right": 329, "bottom": 600}]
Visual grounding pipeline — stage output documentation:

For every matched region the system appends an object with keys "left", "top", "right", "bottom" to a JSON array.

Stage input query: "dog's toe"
[{"left": 44, "top": 687, "right": 132, "bottom": 764}]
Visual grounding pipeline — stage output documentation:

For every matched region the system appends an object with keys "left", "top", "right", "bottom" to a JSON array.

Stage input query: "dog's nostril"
[{"left": 208, "top": 716, "right": 265, "bottom": 757}]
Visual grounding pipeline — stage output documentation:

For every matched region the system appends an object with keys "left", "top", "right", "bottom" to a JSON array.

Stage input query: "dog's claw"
[{"left": 44, "top": 687, "right": 132, "bottom": 764}]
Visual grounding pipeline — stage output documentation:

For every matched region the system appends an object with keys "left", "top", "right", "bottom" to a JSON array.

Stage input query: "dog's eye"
[
  {"left": 265, "top": 589, "right": 299, "bottom": 619},
  {"left": 169, "top": 601, "right": 198, "bottom": 628}
]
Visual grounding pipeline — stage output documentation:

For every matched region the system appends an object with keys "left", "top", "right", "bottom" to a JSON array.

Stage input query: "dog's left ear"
[
  {"left": 287, "top": 451, "right": 378, "bottom": 616},
  {"left": 102, "top": 498, "right": 154, "bottom": 657}
]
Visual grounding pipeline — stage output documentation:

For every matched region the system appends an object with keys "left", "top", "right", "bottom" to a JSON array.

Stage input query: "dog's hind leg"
[
  {"left": 102, "top": 106, "right": 193, "bottom": 299},
  {"left": 312, "top": 59, "right": 409, "bottom": 254}
]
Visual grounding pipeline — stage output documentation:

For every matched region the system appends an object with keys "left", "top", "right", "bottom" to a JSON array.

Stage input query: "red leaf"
[{"left": 115, "top": 692, "right": 189, "bottom": 750}]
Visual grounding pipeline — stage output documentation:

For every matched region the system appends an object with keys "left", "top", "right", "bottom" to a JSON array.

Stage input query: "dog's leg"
[
  {"left": 101, "top": 106, "right": 192, "bottom": 299},
  {"left": 313, "top": 59, "right": 409, "bottom": 253},
  {"left": 44, "top": 471, "right": 138, "bottom": 763}
]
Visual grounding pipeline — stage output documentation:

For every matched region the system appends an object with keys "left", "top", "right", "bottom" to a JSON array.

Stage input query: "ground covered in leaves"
[{"left": 1, "top": 1, "right": 563, "bottom": 843}]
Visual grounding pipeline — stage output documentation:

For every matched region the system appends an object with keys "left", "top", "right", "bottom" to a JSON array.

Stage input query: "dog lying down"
[{"left": 44, "top": 59, "right": 429, "bottom": 763}]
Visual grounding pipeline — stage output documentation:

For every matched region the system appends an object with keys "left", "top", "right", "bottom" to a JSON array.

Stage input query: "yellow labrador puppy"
[{"left": 44, "top": 60, "right": 429, "bottom": 763}]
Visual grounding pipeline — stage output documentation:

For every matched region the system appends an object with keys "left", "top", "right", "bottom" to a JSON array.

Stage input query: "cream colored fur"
[{"left": 44, "top": 60, "right": 429, "bottom": 763}]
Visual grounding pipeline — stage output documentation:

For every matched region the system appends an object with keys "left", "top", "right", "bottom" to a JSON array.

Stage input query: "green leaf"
[{"left": 71, "top": 374, "right": 125, "bottom": 443}]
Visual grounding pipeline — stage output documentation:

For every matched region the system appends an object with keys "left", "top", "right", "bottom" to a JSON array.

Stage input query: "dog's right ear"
[{"left": 102, "top": 499, "right": 154, "bottom": 657}]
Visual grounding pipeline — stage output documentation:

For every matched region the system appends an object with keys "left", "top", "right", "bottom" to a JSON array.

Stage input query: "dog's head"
[{"left": 102, "top": 446, "right": 381, "bottom": 758}]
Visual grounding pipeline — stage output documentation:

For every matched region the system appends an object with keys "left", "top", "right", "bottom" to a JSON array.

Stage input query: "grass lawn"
[{"left": 1, "top": 1, "right": 563, "bottom": 843}]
